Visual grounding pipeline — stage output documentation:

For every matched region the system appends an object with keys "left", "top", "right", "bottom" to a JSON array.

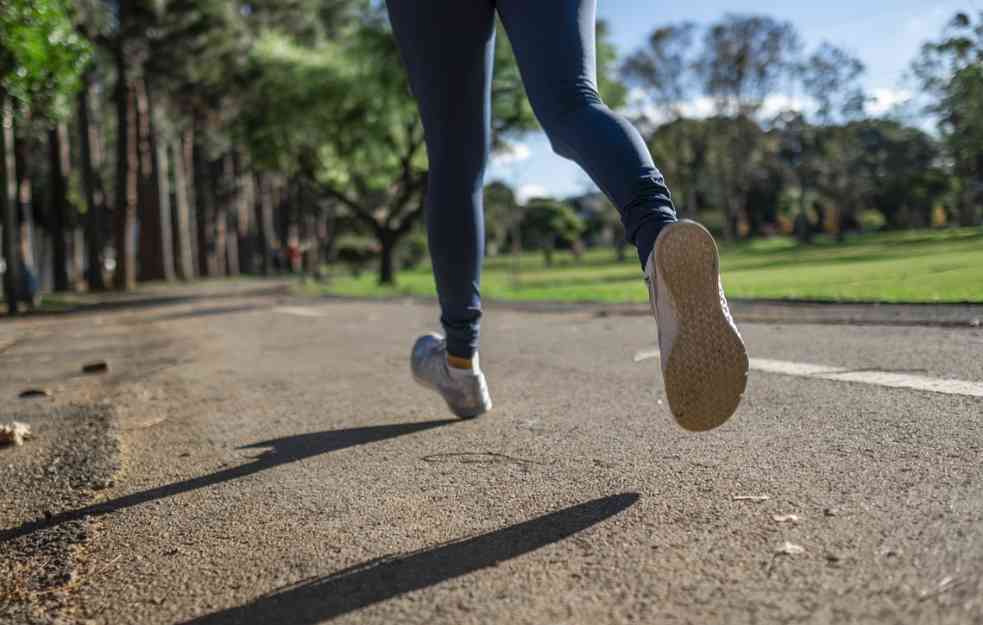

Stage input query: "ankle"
[{"left": 447, "top": 353, "right": 480, "bottom": 377}]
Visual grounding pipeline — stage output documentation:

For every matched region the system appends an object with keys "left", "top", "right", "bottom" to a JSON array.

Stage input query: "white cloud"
[
  {"left": 625, "top": 89, "right": 812, "bottom": 123},
  {"left": 677, "top": 96, "right": 717, "bottom": 119},
  {"left": 624, "top": 88, "right": 715, "bottom": 124},
  {"left": 516, "top": 183, "right": 548, "bottom": 204},
  {"left": 867, "top": 87, "right": 913, "bottom": 116},
  {"left": 759, "top": 94, "right": 813, "bottom": 118},
  {"left": 491, "top": 142, "right": 531, "bottom": 167}
]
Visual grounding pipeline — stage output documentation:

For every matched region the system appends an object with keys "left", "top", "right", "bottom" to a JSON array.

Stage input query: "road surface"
[{"left": 2, "top": 291, "right": 982, "bottom": 624}]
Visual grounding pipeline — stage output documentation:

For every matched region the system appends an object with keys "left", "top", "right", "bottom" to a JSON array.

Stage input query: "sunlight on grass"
[{"left": 305, "top": 228, "right": 983, "bottom": 304}]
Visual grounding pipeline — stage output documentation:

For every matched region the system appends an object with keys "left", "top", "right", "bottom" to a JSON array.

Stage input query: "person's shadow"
[
  {"left": 177, "top": 493, "right": 640, "bottom": 625},
  {"left": 1, "top": 420, "right": 457, "bottom": 543}
]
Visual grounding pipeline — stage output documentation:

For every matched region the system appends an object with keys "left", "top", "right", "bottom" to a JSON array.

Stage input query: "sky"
[{"left": 487, "top": 0, "right": 981, "bottom": 202}]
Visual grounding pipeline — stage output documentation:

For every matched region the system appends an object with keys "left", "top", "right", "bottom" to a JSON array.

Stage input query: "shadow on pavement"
[
  {"left": 1, "top": 420, "right": 456, "bottom": 543},
  {"left": 177, "top": 493, "right": 640, "bottom": 625},
  {"left": 144, "top": 303, "right": 270, "bottom": 323},
  {"left": 0, "top": 283, "right": 290, "bottom": 320}
]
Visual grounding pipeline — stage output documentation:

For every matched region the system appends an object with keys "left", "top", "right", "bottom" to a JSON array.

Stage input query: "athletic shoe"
[
  {"left": 645, "top": 221, "right": 748, "bottom": 431},
  {"left": 411, "top": 333, "right": 492, "bottom": 419}
]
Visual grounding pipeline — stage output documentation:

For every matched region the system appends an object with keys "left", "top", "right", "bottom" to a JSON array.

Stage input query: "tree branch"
[{"left": 319, "top": 183, "right": 379, "bottom": 233}]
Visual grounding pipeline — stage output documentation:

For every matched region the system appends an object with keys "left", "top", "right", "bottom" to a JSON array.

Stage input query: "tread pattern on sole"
[{"left": 656, "top": 222, "right": 749, "bottom": 432}]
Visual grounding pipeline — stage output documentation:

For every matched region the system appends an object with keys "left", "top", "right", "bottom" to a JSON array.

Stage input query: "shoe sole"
[
  {"left": 411, "top": 373, "right": 491, "bottom": 420},
  {"left": 655, "top": 221, "right": 748, "bottom": 432}
]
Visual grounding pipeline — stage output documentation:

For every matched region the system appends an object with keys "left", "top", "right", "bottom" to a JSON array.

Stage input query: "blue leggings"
[{"left": 387, "top": 0, "right": 677, "bottom": 358}]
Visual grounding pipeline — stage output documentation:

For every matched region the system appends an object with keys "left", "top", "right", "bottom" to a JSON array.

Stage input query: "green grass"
[{"left": 309, "top": 227, "right": 983, "bottom": 304}]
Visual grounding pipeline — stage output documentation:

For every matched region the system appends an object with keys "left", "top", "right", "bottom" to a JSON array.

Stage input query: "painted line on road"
[
  {"left": 273, "top": 306, "right": 329, "bottom": 318},
  {"left": 634, "top": 350, "right": 983, "bottom": 398}
]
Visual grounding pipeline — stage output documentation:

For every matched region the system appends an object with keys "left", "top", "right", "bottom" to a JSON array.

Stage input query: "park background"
[{"left": 2, "top": 0, "right": 983, "bottom": 313}]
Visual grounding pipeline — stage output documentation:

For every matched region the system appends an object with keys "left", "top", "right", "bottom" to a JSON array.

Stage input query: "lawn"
[{"left": 306, "top": 227, "right": 983, "bottom": 304}]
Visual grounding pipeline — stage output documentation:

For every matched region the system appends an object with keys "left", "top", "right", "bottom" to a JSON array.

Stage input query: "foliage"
[
  {"left": 622, "top": 22, "right": 697, "bottom": 120},
  {"left": 697, "top": 14, "right": 800, "bottom": 116},
  {"left": 912, "top": 11, "right": 983, "bottom": 225},
  {"left": 0, "top": 0, "right": 91, "bottom": 116},
  {"left": 520, "top": 197, "right": 585, "bottom": 264},
  {"left": 483, "top": 181, "right": 521, "bottom": 256},
  {"left": 799, "top": 43, "right": 867, "bottom": 123}
]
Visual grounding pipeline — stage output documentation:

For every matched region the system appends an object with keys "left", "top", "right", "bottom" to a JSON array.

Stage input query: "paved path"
[{"left": 3, "top": 293, "right": 982, "bottom": 624}]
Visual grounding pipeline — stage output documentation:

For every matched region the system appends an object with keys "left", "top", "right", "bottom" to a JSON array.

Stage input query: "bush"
[
  {"left": 334, "top": 236, "right": 380, "bottom": 277},
  {"left": 397, "top": 230, "right": 429, "bottom": 270}
]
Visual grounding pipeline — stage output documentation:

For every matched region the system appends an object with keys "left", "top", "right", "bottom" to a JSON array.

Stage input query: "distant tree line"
[
  {"left": 1, "top": 5, "right": 981, "bottom": 310},
  {"left": 487, "top": 12, "right": 983, "bottom": 267},
  {"left": 619, "top": 13, "right": 981, "bottom": 243}
]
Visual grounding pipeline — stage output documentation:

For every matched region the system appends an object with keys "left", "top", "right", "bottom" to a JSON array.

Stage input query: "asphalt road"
[{"left": 3, "top": 292, "right": 982, "bottom": 624}]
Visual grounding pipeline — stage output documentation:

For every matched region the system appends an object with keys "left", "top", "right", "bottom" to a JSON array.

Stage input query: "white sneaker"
[
  {"left": 411, "top": 333, "right": 492, "bottom": 419},
  {"left": 645, "top": 221, "right": 748, "bottom": 431}
]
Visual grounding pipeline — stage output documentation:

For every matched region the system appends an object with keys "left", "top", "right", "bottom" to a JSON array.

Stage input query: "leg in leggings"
[
  {"left": 497, "top": 0, "right": 677, "bottom": 268},
  {"left": 388, "top": 0, "right": 676, "bottom": 360},
  {"left": 386, "top": 0, "right": 496, "bottom": 359}
]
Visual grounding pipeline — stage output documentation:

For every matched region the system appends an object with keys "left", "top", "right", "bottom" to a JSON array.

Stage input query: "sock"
[
  {"left": 635, "top": 220, "right": 665, "bottom": 271},
  {"left": 447, "top": 353, "right": 480, "bottom": 378}
]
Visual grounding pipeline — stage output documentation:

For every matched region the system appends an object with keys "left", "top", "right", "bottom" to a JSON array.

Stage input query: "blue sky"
[{"left": 487, "top": 0, "right": 980, "bottom": 201}]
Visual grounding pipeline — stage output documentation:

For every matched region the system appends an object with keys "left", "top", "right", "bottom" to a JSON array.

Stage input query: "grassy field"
[{"left": 306, "top": 227, "right": 983, "bottom": 304}]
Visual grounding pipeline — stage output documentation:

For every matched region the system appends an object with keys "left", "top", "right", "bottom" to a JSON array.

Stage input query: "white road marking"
[
  {"left": 273, "top": 306, "right": 329, "bottom": 318},
  {"left": 750, "top": 358, "right": 844, "bottom": 377},
  {"left": 633, "top": 348, "right": 661, "bottom": 363},
  {"left": 633, "top": 350, "right": 983, "bottom": 398}
]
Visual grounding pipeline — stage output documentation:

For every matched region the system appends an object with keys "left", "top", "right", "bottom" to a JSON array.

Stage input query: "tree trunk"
[
  {"left": 256, "top": 172, "right": 275, "bottom": 275},
  {"left": 378, "top": 231, "right": 397, "bottom": 285},
  {"left": 47, "top": 126, "right": 71, "bottom": 292},
  {"left": 234, "top": 154, "right": 255, "bottom": 275},
  {"left": 795, "top": 177, "right": 812, "bottom": 243},
  {"left": 723, "top": 197, "right": 739, "bottom": 242},
  {"left": 959, "top": 185, "right": 979, "bottom": 227},
  {"left": 313, "top": 207, "right": 328, "bottom": 275},
  {"left": 193, "top": 126, "right": 216, "bottom": 277},
  {"left": 184, "top": 129, "right": 200, "bottom": 276},
  {"left": 213, "top": 156, "right": 229, "bottom": 277},
  {"left": 12, "top": 108, "right": 37, "bottom": 290},
  {"left": 155, "top": 135, "right": 175, "bottom": 280},
  {"left": 78, "top": 70, "right": 106, "bottom": 291},
  {"left": 1, "top": 90, "right": 17, "bottom": 314},
  {"left": 172, "top": 135, "right": 195, "bottom": 280},
  {"left": 275, "top": 177, "right": 290, "bottom": 257},
  {"left": 136, "top": 77, "right": 167, "bottom": 282},
  {"left": 114, "top": 51, "right": 138, "bottom": 291}
]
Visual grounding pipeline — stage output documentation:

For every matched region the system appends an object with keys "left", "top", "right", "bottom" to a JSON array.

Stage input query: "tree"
[
  {"left": 912, "top": 11, "right": 983, "bottom": 225},
  {"left": 800, "top": 42, "right": 867, "bottom": 124},
  {"left": 623, "top": 23, "right": 705, "bottom": 221},
  {"left": 47, "top": 123, "right": 72, "bottom": 291},
  {"left": 239, "top": 8, "right": 626, "bottom": 285},
  {"left": 520, "top": 198, "right": 585, "bottom": 266},
  {"left": 773, "top": 111, "right": 820, "bottom": 240},
  {"left": 0, "top": 0, "right": 90, "bottom": 311},
  {"left": 645, "top": 116, "right": 713, "bottom": 219},
  {"left": 0, "top": 95, "right": 13, "bottom": 312},
  {"left": 696, "top": 15, "right": 800, "bottom": 239},
  {"left": 622, "top": 22, "right": 697, "bottom": 122},
  {"left": 697, "top": 15, "right": 800, "bottom": 117},
  {"left": 77, "top": 66, "right": 106, "bottom": 290},
  {"left": 850, "top": 119, "right": 949, "bottom": 230},
  {"left": 483, "top": 181, "right": 521, "bottom": 257},
  {"left": 570, "top": 191, "right": 627, "bottom": 260}
]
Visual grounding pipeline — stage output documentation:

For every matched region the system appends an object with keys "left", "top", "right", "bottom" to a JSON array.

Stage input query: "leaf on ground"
[
  {"left": 18, "top": 388, "right": 52, "bottom": 399},
  {"left": 82, "top": 361, "right": 109, "bottom": 374},
  {"left": 0, "top": 422, "right": 33, "bottom": 446}
]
